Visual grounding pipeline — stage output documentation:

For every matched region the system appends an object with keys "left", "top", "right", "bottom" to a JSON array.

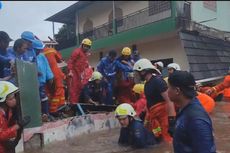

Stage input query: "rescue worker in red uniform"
[
  {"left": 43, "top": 47, "right": 66, "bottom": 115},
  {"left": 132, "top": 83, "right": 147, "bottom": 121},
  {"left": 115, "top": 47, "right": 134, "bottom": 104},
  {"left": 0, "top": 81, "right": 31, "bottom": 153},
  {"left": 133, "top": 58, "right": 176, "bottom": 143},
  {"left": 67, "top": 38, "right": 92, "bottom": 104}
]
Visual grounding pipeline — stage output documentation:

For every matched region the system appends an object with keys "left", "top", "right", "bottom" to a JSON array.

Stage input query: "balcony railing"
[
  {"left": 79, "top": 21, "right": 113, "bottom": 42},
  {"left": 78, "top": 2, "right": 172, "bottom": 43},
  {"left": 117, "top": 1, "right": 172, "bottom": 33}
]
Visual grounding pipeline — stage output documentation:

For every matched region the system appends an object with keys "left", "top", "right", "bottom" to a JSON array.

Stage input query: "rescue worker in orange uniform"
[
  {"left": 197, "top": 92, "right": 215, "bottom": 114},
  {"left": 206, "top": 69, "right": 230, "bottom": 100},
  {"left": 67, "top": 38, "right": 92, "bottom": 104},
  {"left": 115, "top": 47, "right": 134, "bottom": 104},
  {"left": 43, "top": 47, "right": 66, "bottom": 116},
  {"left": 132, "top": 83, "right": 147, "bottom": 121},
  {"left": 133, "top": 58, "right": 176, "bottom": 143},
  {"left": 0, "top": 81, "right": 31, "bottom": 153},
  {"left": 196, "top": 83, "right": 215, "bottom": 114}
]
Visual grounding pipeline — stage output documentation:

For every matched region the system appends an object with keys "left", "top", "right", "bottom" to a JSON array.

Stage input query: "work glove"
[
  {"left": 168, "top": 116, "right": 176, "bottom": 137},
  {"left": 18, "top": 116, "right": 31, "bottom": 129}
]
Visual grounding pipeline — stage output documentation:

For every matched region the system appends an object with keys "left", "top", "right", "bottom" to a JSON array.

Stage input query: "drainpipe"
[
  {"left": 76, "top": 11, "right": 80, "bottom": 46},
  {"left": 112, "top": 1, "right": 117, "bottom": 35}
]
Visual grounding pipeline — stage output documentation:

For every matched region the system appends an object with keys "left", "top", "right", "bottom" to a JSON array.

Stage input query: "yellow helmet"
[
  {"left": 89, "top": 71, "right": 102, "bottom": 81},
  {"left": 0, "top": 81, "right": 19, "bottom": 102},
  {"left": 121, "top": 47, "right": 131, "bottom": 56},
  {"left": 132, "top": 84, "right": 145, "bottom": 94},
  {"left": 81, "top": 38, "right": 92, "bottom": 46},
  {"left": 115, "top": 103, "right": 136, "bottom": 117}
]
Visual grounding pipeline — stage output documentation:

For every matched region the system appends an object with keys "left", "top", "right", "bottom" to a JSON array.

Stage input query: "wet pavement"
[{"left": 24, "top": 102, "right": 230, "bottom": 153}]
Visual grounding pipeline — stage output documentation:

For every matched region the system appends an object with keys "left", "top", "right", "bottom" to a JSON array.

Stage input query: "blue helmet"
[
  {"left": 21, "top": 31, "right": 35, "bottom": 42},
  {"left": 32, "top": 39, "right": 45, "bottom": 50}
]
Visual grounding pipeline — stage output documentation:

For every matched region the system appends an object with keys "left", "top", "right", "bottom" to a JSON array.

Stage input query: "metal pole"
[
  {"left": 76, "top": 11, "right": 80, "bottom": 46},
  {"left": 112, "top": 0, "right": 116, "bottom": 34},
  {"left": 52, "top": 22, "right": 55, "bottom": 40}
]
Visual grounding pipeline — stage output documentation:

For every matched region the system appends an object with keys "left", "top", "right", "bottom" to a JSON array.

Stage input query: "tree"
[{"left": 54, "top": 24, "right": 76, "bottom": 50}]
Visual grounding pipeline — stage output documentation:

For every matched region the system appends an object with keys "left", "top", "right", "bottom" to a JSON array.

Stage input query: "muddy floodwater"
[{"left": 24, "top": 102, "right": 230, "bottom": 153}]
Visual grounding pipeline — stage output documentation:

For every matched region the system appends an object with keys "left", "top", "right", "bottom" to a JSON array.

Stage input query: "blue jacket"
[
  {"left": 118, "top": 118, "right": 157, "bottom": 148},
  {"left": 116, "top": 56, "right": 133, "bottom": 80},
  {"left": 0, "top": 48, "right": 13, "bottom": 78},
  {"left": 173, "top": 98, "right": 216, "bottom": 153},
  {"left": 8, "top": 47, "right": 30, "bottom": 61},
  {"left": 97, "top": 57, "right": 132, "bottom": 80},
  {"left": 79, "top": 81, "right": 106, "bottom": 104},
  {"left": 36, "top": 53, "right": 54, "bottom": 85},
  {"left": 24, "top": 47, "right": 36, "bottom": 62}
]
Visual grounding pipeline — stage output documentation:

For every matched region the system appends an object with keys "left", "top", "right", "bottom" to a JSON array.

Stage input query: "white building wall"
[
  {"left": 190, "top": 1, "right": 230, "bottom": 32},
  {"left": 88, "top": 36, "right": 190, "bottom": 72},
  {"left": 77, "top": 1, "right": 149, "bottom": 34},
  {"left": 138, "top": 36, "right": 189, "bottom": 71}
]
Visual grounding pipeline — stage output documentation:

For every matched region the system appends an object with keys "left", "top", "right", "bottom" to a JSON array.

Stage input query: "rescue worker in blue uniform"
[
  {"left": 21, "top": 31, "right": 37, "bottom": 62},
  {"left": 33, "top": 39, "right": 54, "bottom": 122},
  {"left": 115, "top": 47, "right": 134, "bottom": 104},
  {"left": 0, "top": 31, "right": 14, "bottom": 81},
  {"left": 79, "top": 71, "right": 106, "bottom": 105},
  {"left": 6, "top": 39, "right": 29, "bottom": 84},
  {"left": 8, "top": 39, "right": 28, "bottom": 61},
  {"left": 167, "top": 71, "right": 216, "bottom": 153},
  {"left": 97, "top": 50, "right": 132, "bottom": 105},
  {"left": 115, "top": 103, "right": 157, "bottom": 148}
]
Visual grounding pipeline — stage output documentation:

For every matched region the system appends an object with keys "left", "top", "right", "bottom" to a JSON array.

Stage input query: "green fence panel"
[{"left": 16, "top": 59, "right": 42, "bottom": 128}]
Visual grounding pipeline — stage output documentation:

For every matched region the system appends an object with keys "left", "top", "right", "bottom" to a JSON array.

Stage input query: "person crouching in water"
[
  {"left": 79, "top": 71, "right": 106, "bottom": 105},
  {"left": 115, "top": 103, "right": 157, "bottom": 148},
  {"left": 0, "top": 81, "right": 31, "bottom": 153}
]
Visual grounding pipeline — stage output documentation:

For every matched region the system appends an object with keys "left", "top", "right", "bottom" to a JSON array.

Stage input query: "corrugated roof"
[
  {"left": 45, "top": 1, "right": 93, "bottom": 24},
  {"left": 180, "top": 31, "right": 230, "bottom": 80}
]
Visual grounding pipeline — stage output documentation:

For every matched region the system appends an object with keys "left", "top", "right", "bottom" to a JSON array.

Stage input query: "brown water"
[{"left": 24, "top": 102, "right": 230, "bottom": 153}]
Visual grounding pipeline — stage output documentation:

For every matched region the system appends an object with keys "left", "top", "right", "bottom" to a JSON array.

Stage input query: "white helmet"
[
  {"left": 133, "top": 58, "right": 161, "bottom": 74},
  {"left": 167, "top": 63, "right": 181, "bottom": 71},
  {"left": 115, "top": 103, "right": 136, "bottom": 117},
  {"left": 155, "top": 61, "right": 164, "bottom": 68},
  {"left": 0, "top": 81, "right": 18, "bottom": 102}
]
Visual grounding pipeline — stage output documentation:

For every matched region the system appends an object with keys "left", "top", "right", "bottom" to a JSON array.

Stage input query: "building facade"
[{"left": 46, "top": 1, "right": 230, "bottom": 81}]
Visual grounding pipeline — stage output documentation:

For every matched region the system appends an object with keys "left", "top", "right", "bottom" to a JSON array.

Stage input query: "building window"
[
  {"left": 83, "top": 18, "right": 93, "bottom": 38},
  {"left": 203, "top": 1, "right": 217, "bottom": 12},
  {"left": 108, "top": 7, "right": 123, "bottom": 30},
  {"left": 148, "top": 1, "right": 171, "bottom": 16}
]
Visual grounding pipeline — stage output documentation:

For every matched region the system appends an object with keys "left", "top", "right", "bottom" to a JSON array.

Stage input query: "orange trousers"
[
  {"left": 145, "top": 102, "right": 172, "bottom": 142},
  {"left": 47, "top": 77, "right": 65, "bottom": 113}
]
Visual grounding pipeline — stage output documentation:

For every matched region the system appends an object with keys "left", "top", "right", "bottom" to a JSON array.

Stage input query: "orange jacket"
[
  {"left": 223, "top": 87, "right": 230, "bottom": 98},
  {"left": 214, "top": 75, "right": 230, "bottom": 93},
  {"left": 43, "top": 48, "right": 65, "bottom": 80},
  {"left": 200, "top": 86, "right": 222, "bottom": 99},
  {"left": 197, "top": 92, "right": 215, "bottom": 114}
]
